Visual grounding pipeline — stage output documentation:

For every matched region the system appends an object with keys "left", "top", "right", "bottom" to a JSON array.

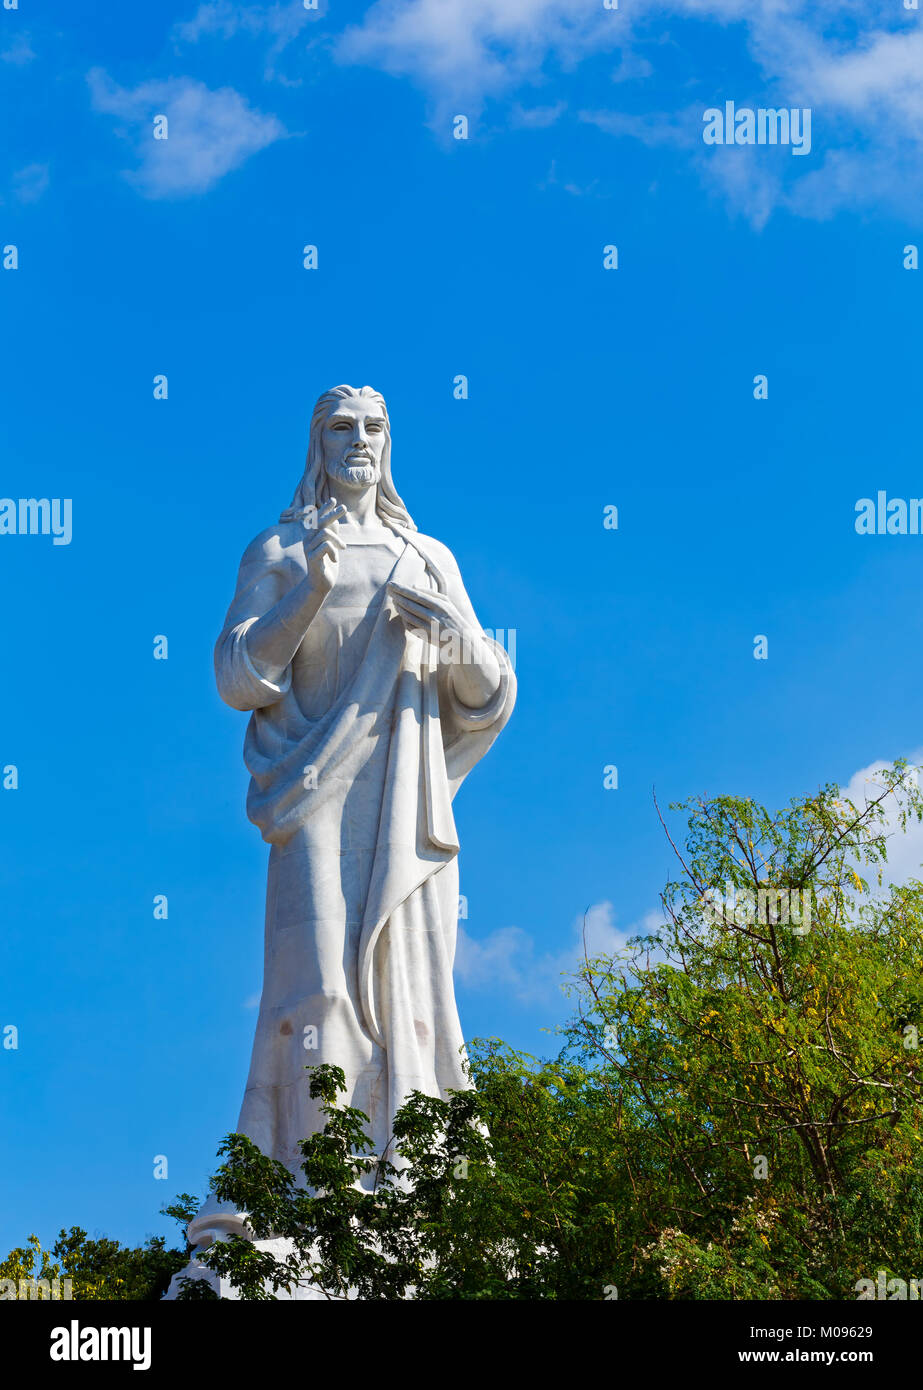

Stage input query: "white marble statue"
[{"left": 178, "top": 384, "right": 516, "bottom": 1277}]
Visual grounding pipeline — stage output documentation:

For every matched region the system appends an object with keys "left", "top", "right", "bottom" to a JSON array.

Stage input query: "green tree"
[
  {"left": 50, "top": 1219, "right": 194, "bottom": 1301},
  {"left": 0, "top": 1233, "right": 62, "bottom": 1299},
  {"left": 0, "top": 1226, "right": 191, "bottom": 1301},
  {"left": 570, "top": 764, "right": 923, "bottom": 1298}
]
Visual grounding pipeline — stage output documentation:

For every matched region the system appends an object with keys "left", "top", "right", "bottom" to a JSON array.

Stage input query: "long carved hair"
[{"left": 279, "top": 384, "right": 416, "bottom": 531}]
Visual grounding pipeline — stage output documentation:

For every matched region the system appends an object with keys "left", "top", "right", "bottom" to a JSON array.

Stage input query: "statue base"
[
  {"left": 163, "top": 1237, "right": 344, "bottom": 1301},
  {"left": 162, "top": 1199, "right": 351, "bottom": 1301}
]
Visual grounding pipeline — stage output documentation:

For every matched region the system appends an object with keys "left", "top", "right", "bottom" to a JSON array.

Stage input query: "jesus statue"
[{"left": 183, "top": 383, "right": 516, "bottom": 1264}]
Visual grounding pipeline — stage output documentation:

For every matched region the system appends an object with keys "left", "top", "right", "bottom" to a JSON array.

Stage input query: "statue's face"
[{"left": 322, "top": 396, "right": 387, "bottom": 491}]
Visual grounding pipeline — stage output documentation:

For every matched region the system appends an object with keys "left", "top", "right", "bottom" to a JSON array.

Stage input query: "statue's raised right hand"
[{"left": 302, "top": 499, "right": 347, "bottom": 595}]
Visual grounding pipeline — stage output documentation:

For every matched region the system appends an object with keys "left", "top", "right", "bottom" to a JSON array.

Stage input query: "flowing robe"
[{"left": 213, "top": 517, "right": 516, "bottom": 1176}]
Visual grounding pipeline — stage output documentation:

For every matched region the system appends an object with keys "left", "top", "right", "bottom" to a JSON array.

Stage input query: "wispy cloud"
[
  {"left": 511, "top": 100, "right": 567, "bottom": 130},
  {"left": 456, "top": 900, "right": 662, "bottom": 1007},
  {"left": 611, "top": 50, "right": 654, "bottom": 85},
  {"left": 336, "top": 0, "right": 624, "bottom": 118},
  {"left": 538, "top": 158, "right": 603, "bottom": 198},
  {"left": 332, "top": 0, "right": 923, "bottom": 222},
  {"left": 175, "top": 0, "right": 256, "bottom": 42},
  {"left": 173, "top": 1, "right": 323, "bottom": 82},
  {"left": 1, "top": 32, "right": 36, "bottom": 66},
  {"left": 11, "top": 162, "right": 50, "bottom": 204},
  {"left": 87, "top": 70, "right": 286, "bottom": 198},
  {"left": 162, "top": 1, "right": 923, "bottom": 220},
  {"left": 175, "top": 0, "right": 313, "bottom": 43},
  {"left": 580, "top": 105, "right": 697, "bottom": 149}
]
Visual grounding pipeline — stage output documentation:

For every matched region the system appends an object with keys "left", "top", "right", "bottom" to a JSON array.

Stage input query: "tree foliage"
[{"left": 0, "top": 1222, "right": 192, "bottom": 1301}]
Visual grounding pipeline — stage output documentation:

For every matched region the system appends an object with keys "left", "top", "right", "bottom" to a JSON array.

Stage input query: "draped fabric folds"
[{"left": 212, "top": 526, "right": 516, "bottom": 1179}]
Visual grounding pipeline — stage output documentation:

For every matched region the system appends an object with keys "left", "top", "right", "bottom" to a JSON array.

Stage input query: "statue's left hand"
[
  {"left": 387, "top": 581, "right": 469, "bottom": 645},
  {"left": 387, "top": 580, "right": 501, "bottom": 707}
]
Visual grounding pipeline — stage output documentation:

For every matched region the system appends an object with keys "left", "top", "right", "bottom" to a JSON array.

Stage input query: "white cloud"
[
  {"left": 87, "top": 70, "right": 286, "bottom": 198},
  {"left": 174, "top": 1, "right": 321, "bottom": 82},
  {"left": 511, "top": 100, "right": 567, "bottom": 129},
  {"left": 803, "top": 29, "right": 923, "bottom": 122},
  {"left": 1, "top": 33, "right": 36, "bottom": 66},
  {"left": 161, "top": 0, "right": 923, "bottom": 218},
  {"left": 840, "top": 750, "right": 923, "bottom": 891},
  {"left": 11, "top": 163, "right": 50, "bottom": 204},
  {"left": 538, "top": 158, "right": 602, "bottom": 197},
  {"left": 611, "top": 50, "right": 654, "bottom": 84},
  {"left": 333, "top": 0, "right": 923, "bottom": 220},
  {"left": 579, "top": 105, "right": 697, "bottom": 148},
  {"left": 456, "top": 900, "right": 662, "bottom": 1006},
  {"left": 336, "top": 0, "right": 625, "bottom": 117},
  {"left": 175, "top": 0, "right": 313, "bottom": 43},
  {"left": 175, "top": 0, "right": 254, "bottom": 42},
  {"left": 697, "top": 145, "right": 785, "bottom": 230}
]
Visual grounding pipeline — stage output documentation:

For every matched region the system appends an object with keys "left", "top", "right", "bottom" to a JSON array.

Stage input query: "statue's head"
[{"left": 280, "top": 384, "right": 416, "bottom": 531}]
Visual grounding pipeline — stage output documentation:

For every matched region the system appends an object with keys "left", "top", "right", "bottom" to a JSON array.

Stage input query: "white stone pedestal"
[{"left": 164, "top": 1236, "right": 343, "bottom": 1301}]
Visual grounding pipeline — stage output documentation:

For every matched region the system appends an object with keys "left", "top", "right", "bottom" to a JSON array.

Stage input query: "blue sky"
[{"left": 1, "top": 0, "right": 922, "bottom": 1255}]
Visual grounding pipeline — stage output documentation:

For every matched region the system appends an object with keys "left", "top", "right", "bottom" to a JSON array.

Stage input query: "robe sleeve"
[
  {"left": 431, "top": 547, "right": 517, "bottom": 787},
  {"left": 444, "top": 634, "right": 514, "bottom": 731},
  {"left": 215, "top": 616, "right": 293, "bottom": 712},
  {"left": 215, "top": 534, "right": 294, "bottom": 713}
]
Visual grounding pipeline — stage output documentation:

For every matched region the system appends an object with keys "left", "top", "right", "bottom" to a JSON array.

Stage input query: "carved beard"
[{"left": 326, "top": 457, "right": 380, "bottom": 488}]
